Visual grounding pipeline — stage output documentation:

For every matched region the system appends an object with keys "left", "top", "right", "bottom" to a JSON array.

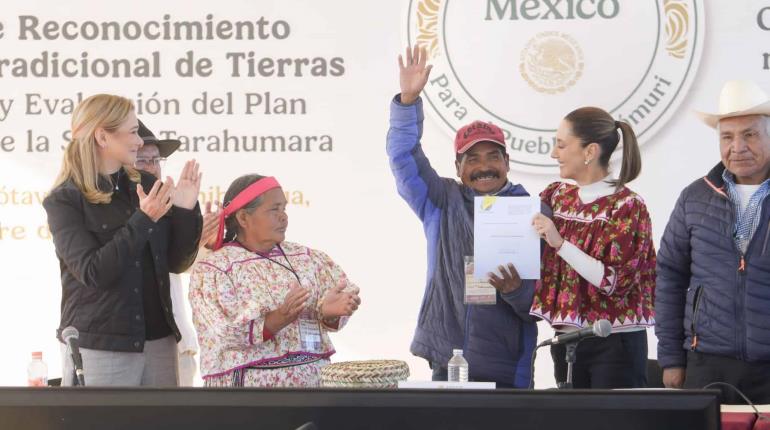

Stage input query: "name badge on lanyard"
[
  {"left": 259, "top": 245, "right": 324, "bottom": 353},
  {"left": 464, "top": 256, "right": 497, "bottom": 305},
  {"left": 299, "top": 310, "right": 322, "bottom": 353}
]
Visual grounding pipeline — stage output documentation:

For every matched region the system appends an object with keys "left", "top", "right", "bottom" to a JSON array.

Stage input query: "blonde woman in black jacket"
[{"left": 43, "top": 94, "right": 202, "bottom": 386}]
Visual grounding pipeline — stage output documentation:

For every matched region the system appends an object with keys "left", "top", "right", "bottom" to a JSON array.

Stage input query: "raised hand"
[
  {"left": 264, "top": 283, "right": 311, "bottom": 335},
  {"left": 199, "top": 201, "right": 221, "bottom": 249},
  {"left": 137, "top": 177, "right": 175, "bottom": 222},
  {"left": 399, "top": 45, "right": 433, "bottom": 105},
  {"left": 321, "top": 283, "right": 361, "bottom": 319},
  {"left": 173, "top": 160, "right": 202, "bottom": 210}
]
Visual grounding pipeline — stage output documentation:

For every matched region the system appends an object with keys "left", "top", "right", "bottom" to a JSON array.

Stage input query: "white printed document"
[{"left": 473, "top": 196, "right": 541, "bottom": 280}]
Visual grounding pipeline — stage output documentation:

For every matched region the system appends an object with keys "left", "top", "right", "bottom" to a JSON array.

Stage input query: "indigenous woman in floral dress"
[
  {"left": 530, "top": 107, "right": 656, "bottom": 389},
  {"left": 189, "top": 174, "right": 361, "bottom": 387}
]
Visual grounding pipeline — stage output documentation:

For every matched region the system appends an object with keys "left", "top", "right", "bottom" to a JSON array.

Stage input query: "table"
[{"left": 0, "top": 387, "right": 720, "bottom": 430}]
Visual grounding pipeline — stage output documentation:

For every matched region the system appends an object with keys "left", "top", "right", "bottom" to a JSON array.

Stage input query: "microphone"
[
  {"left": 539, "top": 319, "right": 612, "bottom": 347},
  {"left": 61, "top": 326, "right": 85, "bottom": 386}
]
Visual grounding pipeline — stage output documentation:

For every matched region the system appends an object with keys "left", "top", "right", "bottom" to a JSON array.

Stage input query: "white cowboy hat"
[{"left": 695, "top": 80, "right": 770, "bottom": 128}]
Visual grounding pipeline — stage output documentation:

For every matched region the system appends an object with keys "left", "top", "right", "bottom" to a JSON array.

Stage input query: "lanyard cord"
[
  {"left": 236, "top": 241, "right": 315, "bottom": 311},
  {"left": 254, "top": 244, "right": 301, "bottom": 284}
]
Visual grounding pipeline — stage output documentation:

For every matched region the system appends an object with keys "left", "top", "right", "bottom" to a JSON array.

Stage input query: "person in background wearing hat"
[
  {"left": 44, "top": 94, "right": 202, "bottom": 386},
  {"left": 387, "top": 46, "right": 536, "bottom": 388},
  {"left": 656, "top": 80, "right": 770, "bottom": 403},
  {"left": 135, "top": 120, "right": 220, "bottom": 386},
  {"left": 530, "top": 106, "right": 655, "bottom": 389}
]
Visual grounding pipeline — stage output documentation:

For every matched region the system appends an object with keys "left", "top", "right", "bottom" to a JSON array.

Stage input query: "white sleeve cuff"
[{"left": 557, "top": 241, "right": 606, "bottom": 288}]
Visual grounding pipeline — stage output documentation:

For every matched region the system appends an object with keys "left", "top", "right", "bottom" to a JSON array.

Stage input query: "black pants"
[
  {"left": 684, "top": 351, "right": 770, "bottom": 404},
  {"left": 551, "top": 330, "right": 648, "bottom": 389}
]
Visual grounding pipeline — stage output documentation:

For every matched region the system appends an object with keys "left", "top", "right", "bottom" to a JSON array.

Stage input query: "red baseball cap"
[{"left": 454, "top": 121, "right": 506, "bottom": 154}]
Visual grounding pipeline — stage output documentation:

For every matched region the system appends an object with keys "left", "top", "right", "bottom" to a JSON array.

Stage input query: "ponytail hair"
[
  {"left": 564, "top": 106, "right": 642, "bottom": 190},
  {"left": 615, "top": 120, "right": 641, "bottom": 189}
]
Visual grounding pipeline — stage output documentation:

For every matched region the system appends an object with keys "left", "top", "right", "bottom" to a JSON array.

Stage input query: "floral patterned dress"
[
  {"left": 530, "top": 182, "right": 656, "bottom": 330},
  {"left": 189, "top": 241, "right": 355, "bottom": 387}
]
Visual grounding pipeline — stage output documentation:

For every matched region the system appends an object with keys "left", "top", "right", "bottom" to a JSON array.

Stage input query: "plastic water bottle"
[
  {"left": 27, "top": 351, "right": 48, "bottom": 387},
  {"left": 447, "top": 349, "right": 469, "bottom": 382}
]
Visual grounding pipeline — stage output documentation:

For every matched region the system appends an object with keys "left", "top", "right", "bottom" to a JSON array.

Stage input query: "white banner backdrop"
[{"left": 0, "top": 0, "right": 768, "bottom": 387}]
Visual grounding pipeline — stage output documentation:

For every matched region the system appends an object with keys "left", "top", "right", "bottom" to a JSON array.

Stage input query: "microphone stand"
[
  {"left": 72, "top": 367, "right": 81, "bottom": 386},
  {"left": 72, "top": 366, "right": 85, "bottom": 386},
  {"left": 557, "top": 342, "right": 578, "bottom": 390},
  {"left": 67, "top": 344, "right": 85, "bottom": 387}
]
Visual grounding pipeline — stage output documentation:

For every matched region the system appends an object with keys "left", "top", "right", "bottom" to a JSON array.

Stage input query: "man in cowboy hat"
[
  {"left": 136, "top": 120, "right": 219, "bottom": 386},
  {"left": 656, "top": 80, "right": 770, "bottom": 403}
]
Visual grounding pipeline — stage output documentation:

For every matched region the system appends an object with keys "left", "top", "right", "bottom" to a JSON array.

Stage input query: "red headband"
[{"left": 213, "top": 176, "right": 281, "bottom": 250}]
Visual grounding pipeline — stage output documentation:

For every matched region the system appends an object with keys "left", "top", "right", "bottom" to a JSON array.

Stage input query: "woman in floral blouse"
[
  {"left": 530, "top": 107, "right": 656, "bottom": 389},
  {"left": 189, "top": 174, "right": 361, "bottom": 387}
]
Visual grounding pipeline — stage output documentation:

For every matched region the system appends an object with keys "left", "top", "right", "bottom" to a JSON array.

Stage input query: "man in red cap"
[{"left": 387, "top": 46, "right": 537, "bottom": 388}]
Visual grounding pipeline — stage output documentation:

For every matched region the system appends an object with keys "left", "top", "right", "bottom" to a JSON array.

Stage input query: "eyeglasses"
[{"left": 134, "top": 157, "right": 167, "bottom": 169}]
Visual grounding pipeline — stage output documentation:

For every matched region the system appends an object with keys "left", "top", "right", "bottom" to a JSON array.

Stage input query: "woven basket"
[{"left": 320, "top": 360, "right": 410, "bottom": 389}]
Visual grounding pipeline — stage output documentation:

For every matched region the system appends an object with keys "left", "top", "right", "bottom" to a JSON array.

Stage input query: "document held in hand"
[{"left": 473, "top": 196, "right": 541, "bottom": 280}]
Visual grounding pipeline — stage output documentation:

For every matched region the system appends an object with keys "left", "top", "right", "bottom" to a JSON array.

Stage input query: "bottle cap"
[{"left": 31, "top": 352, "right": 43, "bottom": 360}]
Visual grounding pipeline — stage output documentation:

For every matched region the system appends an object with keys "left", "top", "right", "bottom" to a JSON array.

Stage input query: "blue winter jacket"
[
  {"left": 656, "top": 163, "right": 770, "bottom": 369},
  {"left": 387, "top": 95, "right": 537, "bottom": 387}
]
